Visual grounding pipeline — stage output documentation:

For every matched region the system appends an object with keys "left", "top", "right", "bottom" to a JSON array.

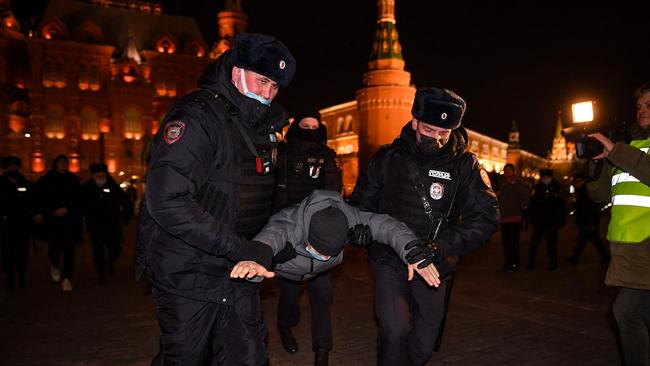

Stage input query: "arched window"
[
  {"left": 80, "top": 106, "right": 99, "bottom": 140},
  {"left": 155, "top": 34, "right": 177, "bottom": 54},
  {"left": 123, "top": 106, "right": 142, "bottom": 139},
  {"left": 45, "top": 104, "right": 65, "bottom": 139}
]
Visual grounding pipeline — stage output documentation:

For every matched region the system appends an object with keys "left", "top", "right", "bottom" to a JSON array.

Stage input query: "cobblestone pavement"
[{"left": 0, "top": 222, "right": 621, "bottom": 365}]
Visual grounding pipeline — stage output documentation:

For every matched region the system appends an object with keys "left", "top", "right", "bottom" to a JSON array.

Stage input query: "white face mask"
[
  {"left": 541, "top": 177, "right": 552, "bottom": 185},
  {"left": 240, "top": 69, "right": 271, "bottom": 106},
  {"left": 94, "top": 178, "right": 107, "bottom": 187}
]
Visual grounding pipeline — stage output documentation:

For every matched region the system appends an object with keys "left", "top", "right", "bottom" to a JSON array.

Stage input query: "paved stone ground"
[{"left": 0, "top": 221, "right": 621, "bottom": 365}]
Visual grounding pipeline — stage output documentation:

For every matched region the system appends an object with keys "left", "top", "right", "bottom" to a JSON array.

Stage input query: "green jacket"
[{"left": 587, "top": 141, "right": 650, "bottom": 290}]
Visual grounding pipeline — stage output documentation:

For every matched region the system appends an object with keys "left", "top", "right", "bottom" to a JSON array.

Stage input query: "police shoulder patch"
[
  {"left": 480, "top": 169, "right": 492, "bottom": 189},
  {"left": 164, "top": 120, "right": 186, "bottom": 144}
]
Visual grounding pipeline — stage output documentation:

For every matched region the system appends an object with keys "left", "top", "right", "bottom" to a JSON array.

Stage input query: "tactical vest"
[
  {"left": 275, "top": 143, "right": 329, "bottom": 209},
  {"left": 608, "top": 138, "right": 650, "bottom": 243},
  {"left": 379, "top": 150, "right": 459, "bottom": 239}
]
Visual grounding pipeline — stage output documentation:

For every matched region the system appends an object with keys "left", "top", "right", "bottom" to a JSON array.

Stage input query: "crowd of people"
[{"left": 1, "top": 31, "right": 648, "bottom": 366}]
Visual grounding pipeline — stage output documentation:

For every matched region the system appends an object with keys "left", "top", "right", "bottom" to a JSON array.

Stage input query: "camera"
[{"left": 561, "top": 101, "right": 630, "bottom": 159}]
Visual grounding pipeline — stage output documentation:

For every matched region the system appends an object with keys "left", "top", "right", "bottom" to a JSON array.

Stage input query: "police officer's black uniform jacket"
[
  {"left": 81, "top": 176, "right": 133, "bottom": 237},
  {"left": 0, "top": 172, "right": 36, "bottom": 234},
  {"left": 35, "top": 163, "right": 83, "bottom": 243},
  {"left": 136, "top": 50, "right": 289, "bottom": 303},
  {"left": 273, "top": 121, "right": 342, "bottom": 210},
  {"left": 350, "top": 122, "right": 499, "bottom": 266}
]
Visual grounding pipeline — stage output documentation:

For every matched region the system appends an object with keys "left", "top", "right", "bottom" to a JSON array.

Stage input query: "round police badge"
[
  {"left": 164, "top": 121, "right": 186, "bottom": 144},
  {"left": 430, "top": 182, "right": 445, "bottom": 200},
  {"left": 279, "top": 60, "right": 286, "bottom": 70},
  {"left": 441, "top": 112, "right": 448, "bottom": 120}
]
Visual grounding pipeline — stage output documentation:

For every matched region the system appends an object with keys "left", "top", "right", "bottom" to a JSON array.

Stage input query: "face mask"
[
  {"left": 94, "top": 178, "right": 107, "bottom": 187},
  {"left": 305, "top": 244, "right": 330, "bottom": 262},
  {"left": 240, "top": 69, "right": 271, "bottom": 106},
  {"left": 293, "top": 126, "right": 322, "bottom": 142},
  {"left": 541, "top": 177, "right": 552, "bottom": 185},
  {"left": 417, "top": 134, "right": 448, "bottom": 155}
]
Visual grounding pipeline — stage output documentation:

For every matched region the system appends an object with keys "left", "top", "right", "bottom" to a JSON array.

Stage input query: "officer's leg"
[
  {"left": 587, "top": 222, "right": 609, "bottom": 261},
  {"left": 48, "top": 232, "right": 62, "bottom": 270},
  {"left": 277, "top": 277, "right": 302, "bottom": 329},
  {"left": 308, "top": 271, "right": 333, "bottom": 352},
  {"left": 107, "top": 229, "right": 122, "bottom": 276},
  {"left": 528, "top": 225, "right": 543, "bottom": 269},
  {"left": 571, "top": 226, "right": 589, "bottom": 260},
  {"left": 151, "top": 287, "right": 218, "bottom": 366},
  {"left": 372, "top": 261, "right": 412, "bottom": 366},
  {"left": 89, "top": 232, "right": 106, "bottom": 279},
  {"left": 512, "top": 221, "right": 523, "bottom": 267},
  {"left": 545, "top": 227, "right": 559, "bottom": 269},
  {"left": 2, "top": 229, "right": 15, "bottom": 289},
  {"left": 61, "top": 235, "right": 75, "bottom": 280},
  {"left": 612, "top": 287, "right": 650, "bottom": 366},
  {"left": 407, "top": 278, "right": 447, "bottom": 365},
  {"left": 212, "top": 282, "right": 267, "bottom": 366},
  {"left": 16, "top": 231, "right": 29, "bottom": 288}
]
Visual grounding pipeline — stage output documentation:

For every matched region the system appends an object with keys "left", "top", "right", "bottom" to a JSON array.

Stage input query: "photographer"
[{"left": 587, "top": 81, "right": 650, "bottom": 366}]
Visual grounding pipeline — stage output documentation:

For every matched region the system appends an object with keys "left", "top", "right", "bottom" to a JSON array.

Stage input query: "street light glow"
[{"left": 572, "top": 101, "right": 594, "bottom": 123}]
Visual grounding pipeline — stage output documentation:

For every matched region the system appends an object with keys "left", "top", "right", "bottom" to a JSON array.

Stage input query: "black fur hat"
[
  {"left": 232, "top": 32, "right": 296, "bottom": 87},
  {"left": 1, "top": 156, "right": 21, "bottom": 169},
  {"left": 540, "top": 168, "right": 554, "bottom": 177},
  {"left": 411, "top": 87, "right": 466, "bottom": 129},
  {"left": 89, "top": 163, "right": 108, "bottom": 174}
]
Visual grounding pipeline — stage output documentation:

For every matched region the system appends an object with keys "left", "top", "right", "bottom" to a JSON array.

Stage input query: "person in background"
[
  {"left": 527, "top": 168, "right": 565, "bottom": 271},
  {"left": 0, "top": 156, "right": 37, "bottom": 290},
  {"left": 81, "top": 163, "right": 133, "bottom": 284},
  {"left": 566, "top": 172, "right": 609, "bottom": 264},
  {"left": 587, "top": 81, "right": 650, "bottom": 366},
  {"left": 35, "top": 155, "right": 82, "bottom": 292},
  {"left": 272, "top": 107, "right": 342, "bottom": 365},
  {"left": 497, "top": 163, "right": 530, "bottom": 272}
]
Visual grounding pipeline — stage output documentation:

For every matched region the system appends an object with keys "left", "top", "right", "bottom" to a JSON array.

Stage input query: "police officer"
[
  {"left": 0, "top": 156, "right": 36, "bottom": 290},
  {"left": 81, "top": 163, "right": 133, "bottom": 284},
  {"left": 136, "top": 32, "right": 295, "bottom": 365},
  {"left": 350, "top": 87, "right": 499, "bottom": 366},
  {"left": 35, "top": 155, "right": 82, "bottom": 292},
  {"left": 272, "top": 108, "right": 342, "bottom": 365}
]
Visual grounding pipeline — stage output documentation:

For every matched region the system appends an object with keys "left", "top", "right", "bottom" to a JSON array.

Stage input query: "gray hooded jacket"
[{"left": 253, "top": 190, "right": 418, "bottom": 281}]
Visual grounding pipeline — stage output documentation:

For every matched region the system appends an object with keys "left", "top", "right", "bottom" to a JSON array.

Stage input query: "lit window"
[
  {"left": 44, "top": 104, "right": 65, "bottom": 139},
  {"left": 80, "top": 106, "right": 99, "bottom": 140},
  {"left": 124, "top": 106, "right": 142, "bottom": 140}
]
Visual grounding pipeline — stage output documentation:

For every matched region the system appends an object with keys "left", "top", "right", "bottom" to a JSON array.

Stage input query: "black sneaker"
[
  {"left": 315, "top": 349, "right": 329, "bottom": 366},
  {"left": 278, "top": 327, "right": 298, "bottom": 354}
]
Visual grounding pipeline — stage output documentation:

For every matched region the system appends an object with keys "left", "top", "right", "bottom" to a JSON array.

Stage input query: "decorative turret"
[
  {"left": 355, "top": 0, "right": 415, "bottom": 168},
  {"left": 508, "top": 121, "right": 520, "bottom": 149},
  {"left": 550, "top": 110, "right": 569, "bottom": 161},
  {"left": 209, "top": 0, "right": 247, "bottom": 59}
]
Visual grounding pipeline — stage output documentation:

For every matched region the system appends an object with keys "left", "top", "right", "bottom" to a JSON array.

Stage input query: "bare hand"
[
  {"left": 33, "top": 214, "right": 44, "bottom": 223},
  {"left": 588, "top": 133, "right": 614, "bottom": 160},
  {"left": 52, "top": 207, "right": 68, "bottom": 217},
  {"left": 230, "top": 260, "right": 275, "bottom": 280},
  {"left": 407, "top": 260, "right": 440, "bottom": 287}
]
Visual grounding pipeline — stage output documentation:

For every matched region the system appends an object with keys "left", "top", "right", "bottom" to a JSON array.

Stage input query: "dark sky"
[{"left": 14, "top": 1, "right": 650, "bottom": 156}]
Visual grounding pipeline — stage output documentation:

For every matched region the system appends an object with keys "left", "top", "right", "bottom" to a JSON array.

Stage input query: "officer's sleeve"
[
  {"left": 252, "top": 205, "right": 302, "bottom": 255},
  {"left": 323, "top": 149, "right": 343, "bottom": 193},
  {"left": 349, "top": 151, "right": 386, "bottom": 212},
  {"left": 146, "top": 116, "right": 270, "bottom": 265},
  {"left": 435, "top": 157, "right": 500, "bottom": 257}
]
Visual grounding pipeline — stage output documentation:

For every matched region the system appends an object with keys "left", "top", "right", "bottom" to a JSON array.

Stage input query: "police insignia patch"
[
  {"left": 164, "top": 121, "right": 186, "bottom": 144},
  {"left": 480, "top": 169, "right": 492, "bottom": 189},
  {"left": 430, "top": 182, "right": 445, "bottom": 200}
]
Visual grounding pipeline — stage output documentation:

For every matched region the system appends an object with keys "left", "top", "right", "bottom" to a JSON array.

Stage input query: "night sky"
[{"left": 14, "top": 1, "right": 650, "bottom": 156}]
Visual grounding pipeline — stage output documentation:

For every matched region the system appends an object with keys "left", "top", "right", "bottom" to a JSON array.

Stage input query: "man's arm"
[
  {"left": 252, "top": 205, "right": 302, "bottom": 255},
  {"left": 146, "top": 115, "right": 271, "bottom": 266}
]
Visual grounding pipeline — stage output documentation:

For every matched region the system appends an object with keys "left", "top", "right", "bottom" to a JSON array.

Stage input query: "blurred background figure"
[
  {"left": 527, "top": 168, "right": 565, "bottom": 271},
  {"left": 0, "top": 156, "right": 36, "bottom": 290},
  {"left": 35, "top": 155, "right": 82, "bottom": 292},
  {"left": 497, "top": 163, "right": 530, "bottom": 272},
  {"left": 567, "top": 173, "right": 610, "bottom": 264},
  {"left": 272, "top": 107, "right": 342, "bottom": 365},
  {"left": 82, "top": 163, "right": 134, "bottom": 284}
]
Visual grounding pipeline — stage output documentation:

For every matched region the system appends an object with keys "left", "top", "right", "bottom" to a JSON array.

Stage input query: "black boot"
[
  {"left": 315, "top": 349, "right": 329, "bottom": 366},
  {"left": 278, "top": 327, "right": 298, "bottom": 354}
]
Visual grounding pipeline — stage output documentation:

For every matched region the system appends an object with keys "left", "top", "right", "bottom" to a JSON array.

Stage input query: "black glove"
[
  {"left": 349, "top": 224, "right": 373, "bottom": 248},
  {"left": 229, "top": 240, "right": 273, "bottom": 269},
  {"left": 405, "top": 239, "right": 445, "bottom": 269},
  {"left": 274, "top": 242, "right": 297, "bottom": 264}
]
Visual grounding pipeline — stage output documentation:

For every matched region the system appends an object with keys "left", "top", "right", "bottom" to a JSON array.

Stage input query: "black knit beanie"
[{"left": 308, "top": 206, "right": 349, "bottom": 256}]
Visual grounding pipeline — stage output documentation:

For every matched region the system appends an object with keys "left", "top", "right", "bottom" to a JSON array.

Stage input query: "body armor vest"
[{"left": 275, "top": 142, "right": 329, "bottom": 209}]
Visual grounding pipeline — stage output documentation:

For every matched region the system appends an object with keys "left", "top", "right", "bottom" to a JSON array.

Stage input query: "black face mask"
[
  {"left": 416, "top": 134, "right": 448, "bottom": 156},
  {"left": 5, "top": 170, "right": 19, "bottom": 179},
  {"left": 292, "top": 127, "right": 322, "bottom": 143}
]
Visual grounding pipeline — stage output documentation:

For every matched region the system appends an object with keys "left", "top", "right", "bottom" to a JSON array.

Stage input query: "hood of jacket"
[{"left": 197, "top": 50, "right": 289, "bottom": 132}]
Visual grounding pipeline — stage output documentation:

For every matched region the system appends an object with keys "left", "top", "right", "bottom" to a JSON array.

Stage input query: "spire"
[
  {"left": 368, "top": 0, "right": 404, "bottom": 70},
  {"left": 122, "top": 32, "right": 142, "bottom": 64},
  {"left": 554, "top": 109, "right": 563, "bottom": 138},
  {"left": 209, "top": 1, "right": 248, "bottom": 59},
  {"left": 508, "top": 121, "right": 520, "bottom": 149}
]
